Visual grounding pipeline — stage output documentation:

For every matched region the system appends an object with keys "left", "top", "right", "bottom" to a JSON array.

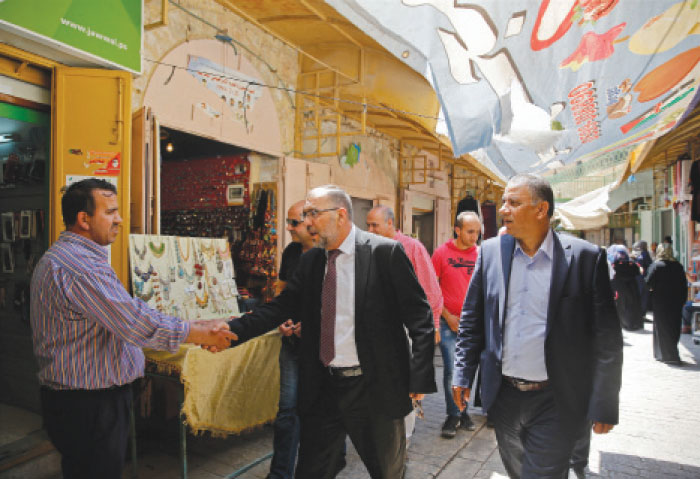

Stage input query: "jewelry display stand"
[
  {"left": 129, "top": 234, "right": 239, "bottom": 320},
  {"left": 129, "top": 235, "right": 279, "bottom": 479}
]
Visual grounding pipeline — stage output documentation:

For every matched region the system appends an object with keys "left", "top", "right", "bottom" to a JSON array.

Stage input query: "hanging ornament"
[
  {"left": 148, "top": 240, "right": 166, "bottom": 258},
  {"left": 134, "top": 264, "right": 156, "bottom": 282},
  {"left": 133, "top": 238, "right": 147, "bottom": 260}
]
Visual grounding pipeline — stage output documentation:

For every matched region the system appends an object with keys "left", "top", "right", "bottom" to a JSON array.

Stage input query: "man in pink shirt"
[
  {"left": 367, "top": 205, "right": 443, "bottom": 442},
  {"left": 366, "top": 206, "right": 443, "bottom": 334},
  {"left": 432, "top": 211, "right": 481, "bottom": 438}
]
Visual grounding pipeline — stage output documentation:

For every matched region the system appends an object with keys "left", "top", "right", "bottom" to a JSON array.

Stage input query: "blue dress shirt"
[{"left": 502, "top": 229, "right": 554, "bottom": 381}]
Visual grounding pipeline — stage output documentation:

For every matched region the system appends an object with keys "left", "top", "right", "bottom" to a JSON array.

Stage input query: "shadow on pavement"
[{"left": 597, "top": 451, "right": 700, "bottom": 479}]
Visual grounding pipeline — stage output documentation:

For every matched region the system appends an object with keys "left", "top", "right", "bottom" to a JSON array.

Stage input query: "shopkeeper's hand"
[
  {"left": 293, "top": 322, "right": 302, "bottom": 338},
  {"left": 188, "top": 320, "right": 237, "bottom": 352}
]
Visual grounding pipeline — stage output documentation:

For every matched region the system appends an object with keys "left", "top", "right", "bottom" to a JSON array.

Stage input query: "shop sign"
[{"left": 0, "top": 0, "right": 141, "bottom": 72}]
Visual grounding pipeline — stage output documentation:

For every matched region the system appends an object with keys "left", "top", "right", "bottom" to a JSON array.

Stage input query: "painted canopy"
[{"left": 326, "top": 0, "right": 700, "bottom": 178}]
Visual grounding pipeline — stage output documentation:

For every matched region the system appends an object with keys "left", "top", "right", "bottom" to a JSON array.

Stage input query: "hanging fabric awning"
[
  {"left": 325, "top": 0, "right": 700, "bottom": 178},
  {"left": 553, "top": 183, "right": 613, "bottom": 230}
]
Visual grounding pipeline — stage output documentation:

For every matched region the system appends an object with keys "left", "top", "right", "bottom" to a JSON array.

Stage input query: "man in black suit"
[
  {"left": 227, "top": 184, "right": 436, "bottom": 479},
  {"left": 452, "top": 174, "right": 623, "bottom": 479}
]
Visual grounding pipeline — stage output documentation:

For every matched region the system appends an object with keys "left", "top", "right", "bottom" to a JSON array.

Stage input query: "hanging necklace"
[
  {"left": 133, "top": 279, "right": 145, "bottom": 297},
  {"left": 177, "top": 237, "right": 191, "bottom": 262},
  {"left": 134, "top": 284, "right": 154, "bottom": 302},
  {"left": 133, "top": 238, "right": 147, "bottom": 260},
  {"left": 216, "top": 241, "right": 231, "bottom": 259},
  {"left": 195, "top": 288, "right": 209, "bottom": 308},
  {"left": 195, "top": 263, "right": 209, "bottom": 308},
  {"left": 180, "top": 264, "right": 195, "bottom": 284},
  {"left": 158, "top": 277, "right": 171, "bottom": 300},
  {"left": 148, "top": 240, "right": 166, "bottom": 258},
  {"left": 200, "top": 239, "right": 215, "bottom": 260},
  {"left": 134, "top": 264, "right": 155, "bottom": 282}
]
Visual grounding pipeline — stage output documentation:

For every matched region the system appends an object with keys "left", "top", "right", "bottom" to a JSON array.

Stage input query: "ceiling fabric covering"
[
  {"left": 553, "top": 183, "right": 613, "bottom": 230},
  {"left": 325, "top": 0, "right": 700, "bottom": 178},
  {"left": 215, "top": 0, "right": 505, "bottom": 184}
]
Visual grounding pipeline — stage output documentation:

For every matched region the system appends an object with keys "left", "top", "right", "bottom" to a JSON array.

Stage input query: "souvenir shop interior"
[
  {"left": 0, "top": 98, "right": 50, "bottom": 413},
  {"left": 156, "top": 126, "right": 280, "bottom": 313}
]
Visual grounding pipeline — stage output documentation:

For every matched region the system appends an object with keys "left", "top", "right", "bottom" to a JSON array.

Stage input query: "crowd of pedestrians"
[{"left": 28, "top": 174, "right": 695, "bottom": 479}]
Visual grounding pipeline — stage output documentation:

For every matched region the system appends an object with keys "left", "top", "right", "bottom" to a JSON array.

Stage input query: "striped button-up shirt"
[{"left": 30, "top": 232, "right": 190, "bottom": 390}]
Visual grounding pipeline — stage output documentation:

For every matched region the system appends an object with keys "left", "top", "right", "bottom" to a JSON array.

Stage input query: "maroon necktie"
[{"left": 320, "top": 249, "right": 341, "bottom": 366}]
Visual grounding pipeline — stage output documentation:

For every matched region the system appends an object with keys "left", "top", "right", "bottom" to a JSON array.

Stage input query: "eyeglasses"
[
  {"left": 301, "top": 207, "right": 339, "bottom": 220},
  {"left": 285, "top": 218, "right": 303, "bottom": 227}
]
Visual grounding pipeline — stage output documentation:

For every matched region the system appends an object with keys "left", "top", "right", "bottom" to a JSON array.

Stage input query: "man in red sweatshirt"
[{"left": 432, "top": 211, "right": 481, "bottom": 438}]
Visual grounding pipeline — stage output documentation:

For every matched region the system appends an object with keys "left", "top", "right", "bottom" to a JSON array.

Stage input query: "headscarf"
[
  {"left": 607, "top": 244, "right": 629, "bottom": 264},
  {"left": 632, "top": 241, "right": 648, "bottom": 252},
  {"left": 613, "top": 250, "right": 630, "bottom": 264},
  {"left": 655, "top": 243, "right": 675, "bottom": 262}
]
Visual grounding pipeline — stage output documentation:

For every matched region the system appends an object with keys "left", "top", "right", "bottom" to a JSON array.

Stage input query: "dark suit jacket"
[
  {"left": 453, "top": 231, "right": 623, "bottom": 427},
  {"left": 228, "top": 228, "right": 437, "bottom": 419}
]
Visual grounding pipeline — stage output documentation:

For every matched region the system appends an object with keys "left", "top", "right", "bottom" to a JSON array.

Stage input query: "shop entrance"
[
  {"left": 0, "top": 73, "right": 51, "bottom": 415},
  {"left": 352, "top": 197, "right": 373, "bottom": 231},
  {"left": 157, "top": 126, "right": 279, "bottom": 305},
  {"left": 413, "top": 210, "right": 435, "bottom": 254},
  {"left": 411, "top": 194, "right": 435, "bottom": 254}
]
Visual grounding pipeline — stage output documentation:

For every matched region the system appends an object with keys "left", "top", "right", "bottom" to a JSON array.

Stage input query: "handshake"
[{"left": 185, "top": 319, "right": 238, "bottom": 352}]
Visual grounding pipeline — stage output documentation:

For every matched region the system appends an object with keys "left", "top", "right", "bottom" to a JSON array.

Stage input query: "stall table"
[{"left": 136, "top": 331, "right": 281, "bottom": 478}]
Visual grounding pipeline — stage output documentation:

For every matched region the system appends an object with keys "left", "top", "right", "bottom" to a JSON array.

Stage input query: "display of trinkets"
[
  {"left": 239, "top": 184, "right": 277, "bottom": 278},
  {"left": 128, "top": 234, "right": 240, "bottom": 321},
  {"left": 236, "top": 184, "right": 277, "bottom": 302},
  {"left": 160, "top": 155, "right": 250, "bottom": 210}
]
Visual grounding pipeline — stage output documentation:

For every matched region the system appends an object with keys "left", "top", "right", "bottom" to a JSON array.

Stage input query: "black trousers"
[
  {"left": 295, "top": 372, "right": 405, "bottom": 479},
  {"left": 40, "top": 383, "right": 132, "bottom": 479},
  {"left": 490, "top": 381, "right": 583, "bottom": 479},
  {"left": 570, "top": 422, "right": 592, "bottom": 470}
]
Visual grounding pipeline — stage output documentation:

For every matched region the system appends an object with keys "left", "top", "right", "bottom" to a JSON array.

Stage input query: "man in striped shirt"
[{"left": 30, "top": 178, "right": 235, "bottom": 479}]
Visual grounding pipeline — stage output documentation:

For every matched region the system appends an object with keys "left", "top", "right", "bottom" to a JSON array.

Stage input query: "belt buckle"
[
  {"left": 505, "top": 376, "right": 545, "bottom": 392},
  {"left": 330, "top": 366, "right": 362, "bottom": 377}
]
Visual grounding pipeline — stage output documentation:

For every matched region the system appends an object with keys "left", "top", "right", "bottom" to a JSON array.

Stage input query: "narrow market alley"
[{"left": 112, "top": 319, "right": 700, "bottom": 479}]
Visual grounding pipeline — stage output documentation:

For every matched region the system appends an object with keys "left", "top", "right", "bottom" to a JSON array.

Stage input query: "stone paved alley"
[{"left": 116, "top": 319, "right": 700, "bottom": 479}]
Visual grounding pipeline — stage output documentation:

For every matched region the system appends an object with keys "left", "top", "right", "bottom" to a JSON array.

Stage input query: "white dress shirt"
[
  {"left": 327, "top": 225, "right": 359, "bottom": 367},
  {"left": 502, "top": 229, "right": 554, "bottom": 381}
]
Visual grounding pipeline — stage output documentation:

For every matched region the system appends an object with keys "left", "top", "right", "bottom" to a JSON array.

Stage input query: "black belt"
[
  {"left": 328, "top": 365, "right": 363, "bottom": 377},
  {"left": 41, "top": 382, "right": 133, "bottom": 397},
  {"left": 503, "top": 376, "right": 549, "bottom": 392}
]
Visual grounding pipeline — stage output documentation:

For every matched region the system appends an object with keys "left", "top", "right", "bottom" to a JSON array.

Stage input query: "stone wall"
[{"left": 134, "top": 0, "right": 298, "bottom": 155}]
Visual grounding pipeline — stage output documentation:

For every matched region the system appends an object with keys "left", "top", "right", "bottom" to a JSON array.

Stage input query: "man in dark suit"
[
  {"left": 452, "top": 174, "right": 623, "bottom": 479},
  {"left": 228, "top": 185, "right": 437, "bottom": 479}
]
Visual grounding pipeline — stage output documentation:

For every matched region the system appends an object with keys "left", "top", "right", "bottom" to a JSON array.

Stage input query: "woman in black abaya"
[
  {"left": 645, "top": 244, "right": 687, "bottom": 364},
  {"left": 611, "top": 250, "right": 644, "bottom": 331}
]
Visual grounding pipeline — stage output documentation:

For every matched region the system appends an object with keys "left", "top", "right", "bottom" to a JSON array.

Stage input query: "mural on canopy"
[{"left": 325, "top": 0, "right": 700, "bottom": 178}]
